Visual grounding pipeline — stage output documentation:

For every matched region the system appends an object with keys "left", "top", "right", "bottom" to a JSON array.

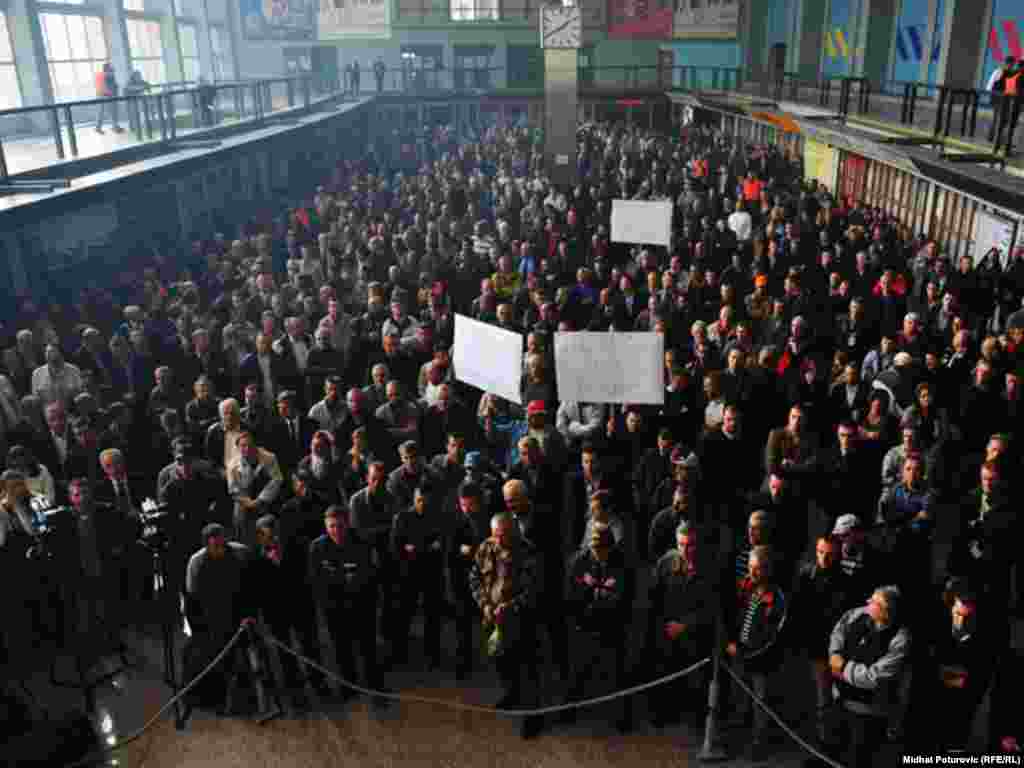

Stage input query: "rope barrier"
[
  {"left": 262, "top": 630, "right": 710, "bottom": 717},
  {"left": 64, "top": 625, "right": 248, "bottom": 768},
  {"left": 721, "top": 661, "right": 848, "bottom": 768}
]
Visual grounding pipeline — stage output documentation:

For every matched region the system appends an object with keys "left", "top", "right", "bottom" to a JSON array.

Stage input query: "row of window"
[{"left": 0, "top": 8, "right": 232, "bottom": 107}]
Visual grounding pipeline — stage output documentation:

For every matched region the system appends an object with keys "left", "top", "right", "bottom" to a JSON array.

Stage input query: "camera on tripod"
[{"left": 139, "top": 498, "right": 175, "bottom": 549}]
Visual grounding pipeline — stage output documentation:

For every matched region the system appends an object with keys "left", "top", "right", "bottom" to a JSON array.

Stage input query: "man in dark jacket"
[
  {"left": 792, "top": 534, "right": 855, "bottom": 743},
  {"left": 253, "top": 514, "right": 329, "bottom": 708},
  {"left": 447, "top": 480, "right": 490, "bottom": 679},
  {"left": 925, "top": 588, "right": 996, "bottom": 753},
  {"left": 389, "top": 483, "right": 446, "bottom": 668},
  {"left": 308, "top": 506, "right": 386, "bottom": 705},
  {"left": 646, "top": 521, "right": 720, "bottom": 728},
  {"left": 562, "top": 523, "right": 634, "bottom": 731}
]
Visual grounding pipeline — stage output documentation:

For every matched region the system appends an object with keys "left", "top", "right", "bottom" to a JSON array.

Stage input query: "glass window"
[
  {"left": 41, "top": 12, "right": 109, "bottom": 101},
  {"left": 450, "top": 0, "right": 499, "bottom": 21},
  {"left": 126, "top": 18, "right": 166, "bottom": 84},
  {"left": 123, "top": 0, "right": 145, "bottom": 10},
  {"left": 210, "top": 24, "right": 232, "bottom": 81},
  {"left": 0, "top": 12, "right": 20, "bottom": 109},
  {"left": 179, "top": 22, "right": 200, "bottom": 82}
]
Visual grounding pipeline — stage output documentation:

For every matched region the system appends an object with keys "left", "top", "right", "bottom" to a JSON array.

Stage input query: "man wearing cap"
[
  {"left": 267, "top": 390, "right": 314, "bottom": 479},
  {"left": 650, "top": 446, "right": 700, "bottom": 525},
  {"left": 522, "top": 400, "right": 565, "bottom": 471},
  {"left": 227, "top": 431, "right": 284, "bottom": 546},
  {"left": 832, "top": 514, "right": 887, "bottom": 605},
  {"left": 462, "top": 451, "right": 503, "bottom": 519},
  {"left": 159, "top": 437, "right": 230, "bottom": 574}
]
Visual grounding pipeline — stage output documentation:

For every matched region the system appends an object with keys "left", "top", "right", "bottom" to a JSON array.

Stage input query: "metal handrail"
[{"left": 0, "top": 74, "right": 343, "bottom": 183}]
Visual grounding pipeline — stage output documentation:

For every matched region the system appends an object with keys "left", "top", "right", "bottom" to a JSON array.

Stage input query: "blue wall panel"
[
  {"left": 766, "top": 0, "right": 792, "bottom": 49},
  {"left": 671, "top": 40, "right": 740, "bottom": 68}
]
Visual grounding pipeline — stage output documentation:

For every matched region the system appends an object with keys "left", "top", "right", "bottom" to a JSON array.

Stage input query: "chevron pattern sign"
[
  {"left": 823, "top": 28, "right": 864, "bottom": 62},
  {"left": 895, "top": 23, "right": 941, "bottom": 62},
  {"left": 988, "top": 18, "right": 1023, "bottom": 62}
]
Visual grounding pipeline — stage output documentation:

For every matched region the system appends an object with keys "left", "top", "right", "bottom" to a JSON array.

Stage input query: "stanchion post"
[{"left": 699, "top": 597, "right": 727, "bottom": 761}]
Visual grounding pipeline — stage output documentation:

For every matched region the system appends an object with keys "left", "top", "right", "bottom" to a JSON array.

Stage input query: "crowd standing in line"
[{"left": 0, "top": 118, "right": 1022, "bottom": 766}]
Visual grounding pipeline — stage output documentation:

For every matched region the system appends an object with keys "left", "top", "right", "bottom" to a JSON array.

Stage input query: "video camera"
[
  {"left": 25, "top": 496, "right": 73, "bottom": 561},
  {"left": 139, "top": 498, "right": 176, "bottom": 549}
]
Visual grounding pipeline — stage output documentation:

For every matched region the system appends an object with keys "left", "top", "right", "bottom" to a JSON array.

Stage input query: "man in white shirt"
[
  {"left": 32, "top": 345, "right": 83, "bottom": 406},
  {"left": 727, "top": 199, "right": 753, "bottom": 243}
]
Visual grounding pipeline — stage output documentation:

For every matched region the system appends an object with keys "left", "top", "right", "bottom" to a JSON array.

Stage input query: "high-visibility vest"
[
  {"left": 743, "top": 179, "right": 762, "bottom": 202},
  {"left": 1006, "top": 71, "right": 1021, "bottom": 97}
]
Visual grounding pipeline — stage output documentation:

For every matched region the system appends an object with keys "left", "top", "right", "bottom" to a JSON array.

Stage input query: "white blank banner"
[
  {"left": 554, "top": 332, "right": 664, "bottom": 404},
  {"left": 610, "top": 199, "right": 672, "bottom": 247},
  {"left": 973, "top": 209, "right": 1017, "bottom": 268},
  {"left": 453, "top": 314, "right": 523, "bottom": 405}
]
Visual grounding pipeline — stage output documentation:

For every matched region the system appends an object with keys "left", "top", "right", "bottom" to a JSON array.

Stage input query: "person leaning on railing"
[
  {"left": 993, "top": 58, "right": 1022, "bottom": 157},
  {"left": 987, "top": 57, "right": 1015, "bottom": 143},
  {"left": 95, "top": 62, "right": 124, "bottom": 134}
]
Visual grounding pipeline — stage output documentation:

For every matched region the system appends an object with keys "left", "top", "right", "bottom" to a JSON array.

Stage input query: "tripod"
[
  {"left": 48, "top": 549, "right": 134, "bottom": 716},
  {"left": 143, "top": 539, "right": 187, "bottom": 730}
]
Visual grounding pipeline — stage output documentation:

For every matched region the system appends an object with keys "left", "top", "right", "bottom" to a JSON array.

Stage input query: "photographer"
[
  {"left": 0, "top": 471, "right": 57, "bottom": 652},
  {"left": 157, "top": 438, "right": 231, "bottom": 602},
  {"left": 67, "top": 477, "right": 115, "bottom": 633}
]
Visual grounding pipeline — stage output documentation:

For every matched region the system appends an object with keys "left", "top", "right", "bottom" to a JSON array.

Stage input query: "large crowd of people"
[{"left": 0, "top": 116, "right": 1022, "bottom": 766}]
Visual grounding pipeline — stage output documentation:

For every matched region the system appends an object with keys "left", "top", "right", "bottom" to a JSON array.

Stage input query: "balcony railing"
[{"left": 0, "top": 75, "right": 353, "bottom": 182}]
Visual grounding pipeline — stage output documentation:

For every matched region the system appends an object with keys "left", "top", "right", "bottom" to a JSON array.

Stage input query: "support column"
[
  {"left": 790, "top": 0, "right": 828, "bottom": 83},
  {"left": 934, "top": 0, "right": 989, "bottom": 88},
  {"left": 543, "top": 47, "right": 578, "bottom": 188},
  {"left": 742, "top": 0, "right": 769, "bottom": 80},
  {"left": 856, "top": 0, "right": 898, "bottom": 83},
  {"left": 100, "top": 0, "right": 133, "bottom": 86},
  {"left": 8, "top": 0, "right": 50, "bottom": 106},
  {"left": 197, "top": 0, "right": 215, "bottom": 81}
]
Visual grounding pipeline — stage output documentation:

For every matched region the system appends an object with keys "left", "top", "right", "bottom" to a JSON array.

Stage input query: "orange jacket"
[
  {"left": 1006, "top": 71, "right": 1021, "bottom": 97},
  {"left": 95, "top": 70, "right": 111, "bottom": 97}
]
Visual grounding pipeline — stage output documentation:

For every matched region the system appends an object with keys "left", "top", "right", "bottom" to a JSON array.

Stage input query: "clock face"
[{"left": 541, "top": 6, "right": 582, "bottom": 49}]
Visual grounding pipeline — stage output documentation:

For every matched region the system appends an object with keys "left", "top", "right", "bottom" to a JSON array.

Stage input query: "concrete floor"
[{"left": 6, "top": 572, "right": 829, "bottom": 768}]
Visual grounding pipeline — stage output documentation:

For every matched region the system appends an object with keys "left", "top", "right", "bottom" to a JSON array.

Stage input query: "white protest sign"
[
  {"left": 554, "top": 332, "right": 664, "bottom": 404},
  {"left": 453, "top": 314, "right": 523, "bottom": 405},
  {"left": 610, "top": 199, "right": 672, "bottom": 248},
  {"left": 973, "top": 209, "right": 1017, "bottom": 268}
]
